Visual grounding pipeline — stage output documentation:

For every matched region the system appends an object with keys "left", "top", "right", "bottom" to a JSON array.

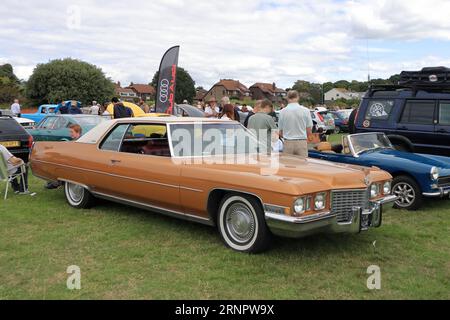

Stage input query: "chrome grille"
[
  {"left": 332, "top": 189, "right": 368, "bottom": 224},
  {"left": 437, "top": 176, "right": 450, "bottom": 188}
]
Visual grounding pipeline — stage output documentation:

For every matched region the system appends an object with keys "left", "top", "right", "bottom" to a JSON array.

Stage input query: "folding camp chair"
[{"left": 0, "top": 153, "right": 29, "bottom": 200}]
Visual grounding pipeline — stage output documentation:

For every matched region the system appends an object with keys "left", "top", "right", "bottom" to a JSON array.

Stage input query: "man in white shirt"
[
  {"left": 204, "top": 97, "right": 220, "bottom": 118},
  {"left": 10, "top": 99, "right": 21, "bottom": 117},
  {"left": 91, "top": 103, "right": 100, "bottom": 115},
  {"left": 278, "top": 90, "right": 313, "bottom": 158},
  {"left": 0, "top": 144, "right": 28, "bottom": 193}
]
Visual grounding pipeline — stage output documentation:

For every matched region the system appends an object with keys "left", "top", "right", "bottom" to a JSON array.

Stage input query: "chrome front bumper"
[
  {"left": 423, "top": 187, "right": 450, "bottom": 198},
  {"left": 265, "top": 195, "right": 397, "bottom": 239}
]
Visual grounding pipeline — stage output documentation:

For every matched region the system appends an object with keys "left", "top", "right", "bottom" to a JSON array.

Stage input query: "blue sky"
[{"left": 1, "top": 0, "right": 450, "bottom": 89}]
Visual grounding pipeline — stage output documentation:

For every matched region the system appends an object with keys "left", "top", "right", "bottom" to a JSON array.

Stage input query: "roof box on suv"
[{"left": 400, "top": 66, "right": 450, "bottom": 85}]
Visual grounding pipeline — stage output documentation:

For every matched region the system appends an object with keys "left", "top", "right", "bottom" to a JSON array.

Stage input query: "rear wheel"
[
  {"left": 64, "top": 182, "right": 95, "bottom": 209},
  {"left": 392, "top": 176, "right": 423, "bottom": 210},
  {"left": 217, "top": 194, "right": 271, "bottom": 253}
]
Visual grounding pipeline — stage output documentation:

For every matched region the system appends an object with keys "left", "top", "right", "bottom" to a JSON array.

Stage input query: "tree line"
[{"left": 0, "top": 58, "right": 399, "bottom": 108}]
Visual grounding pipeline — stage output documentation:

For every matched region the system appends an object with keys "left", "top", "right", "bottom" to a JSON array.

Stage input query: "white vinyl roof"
[{"left": 76, "top": 117, "right": 236, "bottom": 144}]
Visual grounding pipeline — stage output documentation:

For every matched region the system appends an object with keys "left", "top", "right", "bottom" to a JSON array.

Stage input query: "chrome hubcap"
[
  {"left": 226, "top": 203, "right": 255, "bottom": 244},
  {"left": 393, "top": 182, "right": 415, "bottom": 207},
  {"left": 68, "top": 183, "right": 84, "bottom": 203}
]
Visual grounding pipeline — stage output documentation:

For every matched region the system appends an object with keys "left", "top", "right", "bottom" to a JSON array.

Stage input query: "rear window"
[
  {"left": 365, "top": 100, "right": 394, "bottom": 120},
  {"left": 439, "top": 102, "right": 450, "bottom": 125},
  {"left": 400, "top": 100, "right": 435, "bottom": 125},
  {"left": 0, "top": 118, "right": 25, "bottom": 134}
]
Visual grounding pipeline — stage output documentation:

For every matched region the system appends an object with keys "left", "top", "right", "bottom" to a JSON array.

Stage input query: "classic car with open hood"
[{"left": 30, "top": 118, "right": 396, "bottom": 253}]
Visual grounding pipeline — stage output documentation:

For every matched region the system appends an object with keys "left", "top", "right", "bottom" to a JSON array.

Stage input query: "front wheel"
[
  {"left": 392, "top": 176, "right": 423, "bottom": 210},
  {"left": 217, "top": 194, "right": 271, "bottom": 253},
  {"left": 334, "top": 126, "right": 341, "bottom": 134},
  {"left": 64, "top": 182, "right": 95, "bottom": 209}
]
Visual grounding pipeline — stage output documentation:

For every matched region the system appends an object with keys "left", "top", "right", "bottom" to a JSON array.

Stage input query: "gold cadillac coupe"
[{"left": 30, "top": 117, "right": 397, "bottom": 253}]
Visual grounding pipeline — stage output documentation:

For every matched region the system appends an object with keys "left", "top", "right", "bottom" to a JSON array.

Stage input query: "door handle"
[
  {"left": 110, "top": 159, "right": 121, "bottom": 164},
  {"left": 437, "top": 129, "right": 447, "bottom": 133},
  {"left": 397, "top": 126, "right": 408, "bottom": 130}
]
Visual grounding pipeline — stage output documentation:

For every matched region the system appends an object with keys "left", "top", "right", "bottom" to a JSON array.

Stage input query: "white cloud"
[{"left": 1, "top": 0, "right": 450, "bottom": 89}]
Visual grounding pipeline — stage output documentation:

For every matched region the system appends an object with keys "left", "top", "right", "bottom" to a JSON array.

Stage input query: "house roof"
[
  {"left": 213, "top": 79, "right": 249, "bottom": 93},
  {"left": 127, "top": 84, "right": 156, "bottom": 95},
  {"left": 334, "top": 88, "right": 351, "bottom": 94},
  {"left": 250, "top": 83, "right": 286, "bottom": 94},
  {"left": 195, "top": 89, "right": 207, "bottom": 100},
  {"left": 116, "top": 87, "right": 135, "bottom": 94}
]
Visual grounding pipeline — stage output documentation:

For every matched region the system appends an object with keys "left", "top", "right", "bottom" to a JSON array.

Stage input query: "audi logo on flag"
[{"left": 159, "top": 79, "right": 170, "bottom": 103}]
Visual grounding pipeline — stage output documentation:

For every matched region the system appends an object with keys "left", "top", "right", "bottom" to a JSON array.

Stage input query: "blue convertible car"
[{"left": 309, "top": 132, "right": 450, "bottom": 210}]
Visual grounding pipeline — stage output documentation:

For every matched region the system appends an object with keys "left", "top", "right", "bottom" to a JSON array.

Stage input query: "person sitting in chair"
[{"left": 0, "top": 144, "right": 28, "bottom": 194}]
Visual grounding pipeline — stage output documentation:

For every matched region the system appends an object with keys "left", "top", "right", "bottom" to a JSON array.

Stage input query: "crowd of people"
[
  {"left": 2, "top": 91, "right": 315, "bottom": 195},
  {"left": 194, "top": 90, "right": 314, "bottom": 157}
]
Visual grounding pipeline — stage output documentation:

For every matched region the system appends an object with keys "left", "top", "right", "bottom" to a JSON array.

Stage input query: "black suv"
[
  {"left": 0, "top": 115, "right": 33, "bottom": 162},
  {"left": 350, "top": 67, "right": 450, "bottom": 156}
]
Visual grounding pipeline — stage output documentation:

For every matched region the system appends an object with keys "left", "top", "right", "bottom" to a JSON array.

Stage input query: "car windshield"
[
  {"left": 320, "top": 112, "right": 334, "bottom": 121},
  {"left": 169, "top": 122, "right": 261, "bottom": 157},
  {"left": 349, "top": 133, "right": 393, "bottom": 155},
  {"left": 335, "top": 110, "right": 351, "bottom": 119},
  {"left": 75, "top": 116, "right": 110, "bottom": 126}
]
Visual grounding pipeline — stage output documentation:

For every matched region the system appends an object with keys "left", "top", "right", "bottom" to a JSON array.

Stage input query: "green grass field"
[{"left": 1, "top": 172, "right": 449, "bottom": 299}]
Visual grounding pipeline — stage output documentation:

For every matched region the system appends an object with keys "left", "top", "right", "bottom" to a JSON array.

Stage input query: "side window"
[
  {"left": 100, "top": 124, "right": 129, "bottom": 151},
  {"left": 120, "top": 124, "right": 170, "bottom": 157},
  {"left": 438, "top": 102, "right": 450, "bottom": 125},
  {"left": 365, "top": 100, "right": 394, "bottom": 120},
  {"left": 400, "top": 100, "right": 435, "bottom": 125},
  {"left": 53, "top": 117, "right": 68, "bottom": 130},
  {"left": 40, "top": 117, "right": 58, "bottom": 129}
]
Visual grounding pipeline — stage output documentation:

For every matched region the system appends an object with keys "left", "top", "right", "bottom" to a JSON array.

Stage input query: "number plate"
[{"left": 0, "top": 141, "right": 20, "bottom": 148}]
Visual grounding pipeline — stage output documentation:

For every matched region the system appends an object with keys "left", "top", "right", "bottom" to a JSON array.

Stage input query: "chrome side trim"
[
  {"left": 32, "top": 159, "right": 202, "bottom": 192},
  {"left": 91, "top": 191, "right": 213, "bottom": 226}
]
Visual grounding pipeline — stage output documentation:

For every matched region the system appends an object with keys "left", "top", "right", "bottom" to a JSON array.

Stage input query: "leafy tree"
[
  {"left": 333, "top": 80, "right": 350, "bottom": 89},
  {"left": 0, "top": 64, "right": 19, "bottom": 83},
  {"left": 151, "top": 67, "right": 196, "bottom": 104},
  {"left": 292, "top": 80, "right": 322, "bottom": 104},
  {"left": 26, "top": 58, "right": 115, "bottom": 106},
  {"left": 0, "top": 76, "right": 21, "bottom": 104}
]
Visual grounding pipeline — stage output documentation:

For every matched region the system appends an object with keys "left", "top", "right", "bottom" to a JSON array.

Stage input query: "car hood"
[
  {"left": 363, "top": 149, "right": 450, "bottom": 172},
  {"left": 183, "top": 154, "right": 390, "bottom": 195}
]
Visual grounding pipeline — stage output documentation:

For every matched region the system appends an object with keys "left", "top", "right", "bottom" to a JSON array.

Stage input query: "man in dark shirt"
[{"left": 113, "top": 102, "right": 133, "bottom": 118}]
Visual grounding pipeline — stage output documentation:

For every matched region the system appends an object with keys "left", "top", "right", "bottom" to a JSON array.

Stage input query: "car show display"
[{"left": 29, "top": 117, "right": 396, "bottom": 253}]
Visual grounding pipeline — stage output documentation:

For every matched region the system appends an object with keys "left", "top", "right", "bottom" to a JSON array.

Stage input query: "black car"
[
  {"left": 0, "top": 115, "right": 33, "bottom": 162},
  {"left": 350, "top": 67, "right": 450, "bottom": 156}
]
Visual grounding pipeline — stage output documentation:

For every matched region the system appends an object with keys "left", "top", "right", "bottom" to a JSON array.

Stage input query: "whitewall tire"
[
  {"left": 64, "top": 182, "right": 95, "bottom": 209},
  {"left": 217, "top": 194, "right": 270, "bottom": 253}
]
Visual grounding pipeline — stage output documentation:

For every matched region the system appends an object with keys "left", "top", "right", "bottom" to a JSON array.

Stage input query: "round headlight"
[
  {"left": 383, "top": 181, "right": 391, "bottom": 195},
  {"left": 430, "top": 167, "right": 439, "bottom": 181},
  {"left": 314, "top": 193, "right": 326, "bottom": 210},
  {"left": 370, "top": 184, "right": 379, "bottom": 198},
  {"left": 294, "top": 198, "right": 305, "bottom": 214}
]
